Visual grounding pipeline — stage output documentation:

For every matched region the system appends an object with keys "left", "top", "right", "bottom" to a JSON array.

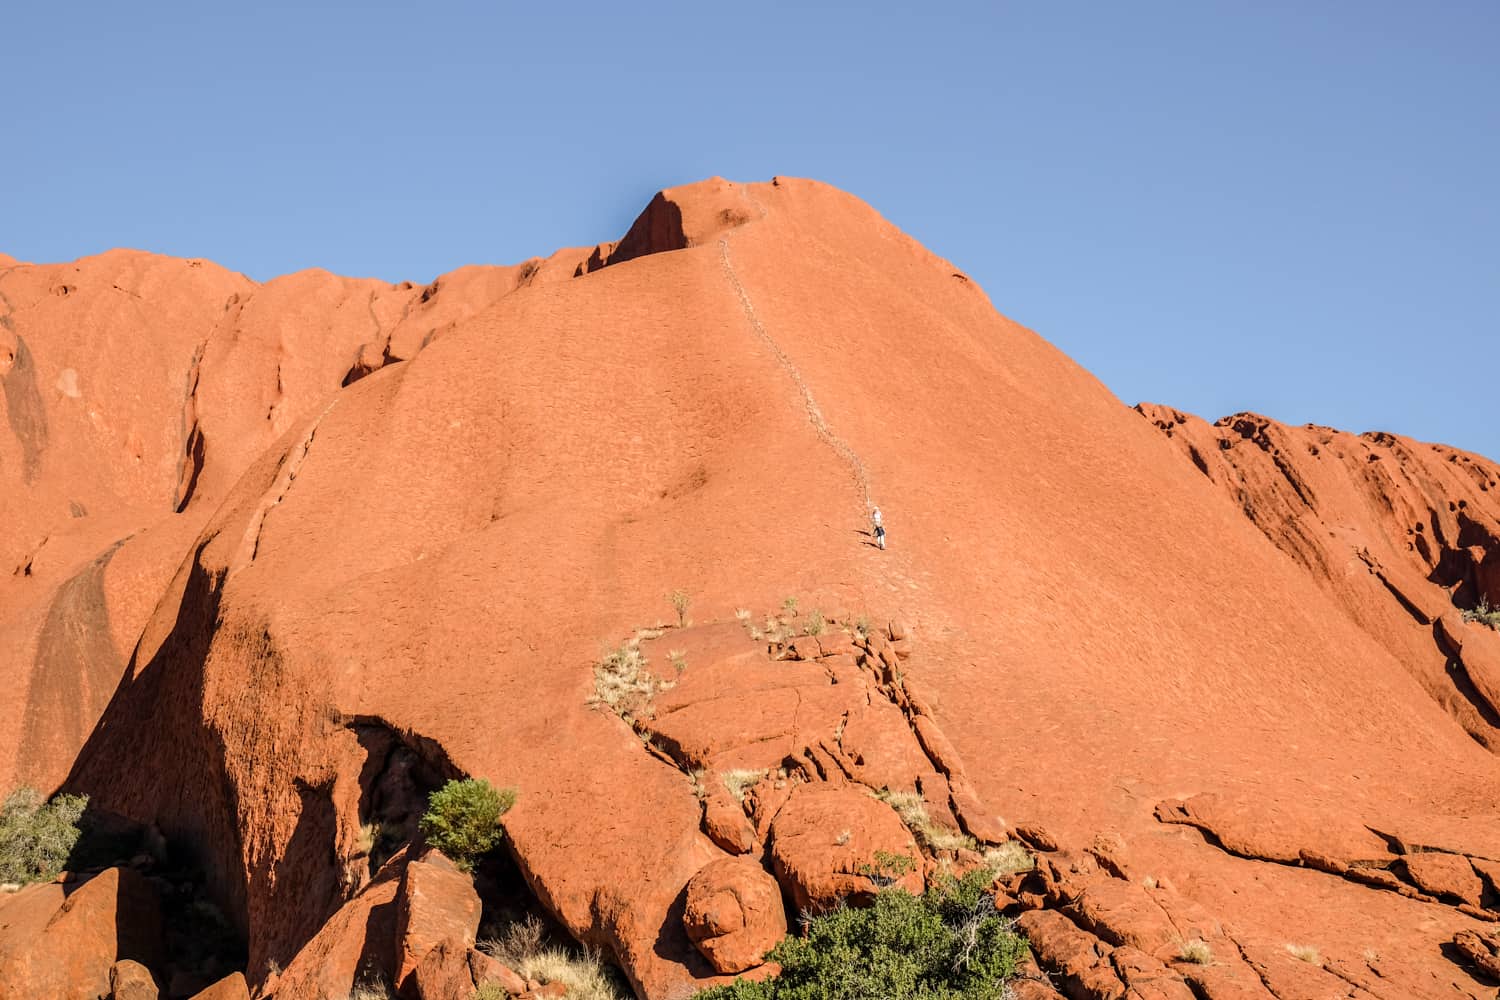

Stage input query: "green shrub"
[
  {"left": 419, "top": 779, "right": 516, "bottom": 872},
  {"left": 0, "top": 787, "right": 88, "bottom": 885},
  {"left": 695, "top": 868, "right": 1026, "bottom": 999}
]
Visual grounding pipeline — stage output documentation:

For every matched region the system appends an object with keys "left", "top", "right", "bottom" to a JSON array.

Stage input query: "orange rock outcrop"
[{"left": 3, "top": 178, "right": 1500, "bottom": 999}]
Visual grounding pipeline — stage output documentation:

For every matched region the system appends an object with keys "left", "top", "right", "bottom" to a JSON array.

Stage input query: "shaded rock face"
[
  {"left": 2, "top": 177, "right": 1500, "bottom": 1000},
  {"left": 0, "top": 867, "right": 163, "bottom": 999}
]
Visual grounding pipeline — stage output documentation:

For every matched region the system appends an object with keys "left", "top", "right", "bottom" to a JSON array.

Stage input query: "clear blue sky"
[{"left": 6, "top": 2, "right": 1496, "bottom": 459}]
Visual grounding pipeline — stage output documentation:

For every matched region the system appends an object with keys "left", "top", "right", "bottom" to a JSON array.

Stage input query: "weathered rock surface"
[
  {"left": 189, "top": 971, "right": 250, "bottom": 1000},
  {"left": 394, "top": 852, "right": 482, "bottom": 992},
  {"left": 769, "top": 784, "right": 922, "bottom": 913},
  {"left": 1138, "top": 404, "right": 1500, "bottom": 750},
  {"left": 408, "top": 937, "right": 475, "bottom": 1000},
  {"left": 682, "top": 857, "right": 786, "bottom": 974},
  {"left": 110, "top": 958, "right": 160, "bottom": 1000},
  {"left": 272, "top": 849, "right": 409, "bottom": 999},
  {"left": 3, "top": 177, "right": 1500, "bottom": 998}
]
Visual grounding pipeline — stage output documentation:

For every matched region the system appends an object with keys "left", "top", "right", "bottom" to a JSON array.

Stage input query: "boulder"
[
  {"left": 468, "top": 949, "right": 526, "bottom": 995},
  {"left": 409, "top": 937, "right": 475, "bottom": 1000},
  {"left": 1454, "top": 928, "right": 1500, "bottom": 980},
  {"left": 394, "top": 853, "right": 482, "bottom": 991},
  {"left": 702, "top": 790, "right": 756, "bottom": 855},
  {"left": 274, "top": 849, "right": 408, "bottom": 999},
  {"left": 0, "top": 867, "right": 163, "bottom": 1000},
  {"left": 187, "top": 972, "right": 249, "bottom": 1000},
  {"left": 768, "top": 784, "right": 921, "bottom": 913},
  {"left": 110, "top": 959, "right": 160, "bottom": 1000},
  {"left": 683, "top": 857, "right": 788, "bottom": 974}
]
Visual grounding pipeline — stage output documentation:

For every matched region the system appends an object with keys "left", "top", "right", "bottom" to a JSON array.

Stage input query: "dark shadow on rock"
[
  {"left": 62, "top": 537, "right": 246, "bottom": 954},
  {"left": 269, "top": 778, "right": 343, "bottom": 970},
  {"left": 652, "top": 877, "right": 717, "bottom": 981},
  {"left": 2, "top": 333, "right": 48, "bottom": 482},
  {"left": 20, "top": 536, "right": 131, "bottom": 789}
]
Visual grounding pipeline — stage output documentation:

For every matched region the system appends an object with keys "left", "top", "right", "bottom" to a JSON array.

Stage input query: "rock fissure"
[
  {"left": 239, "top": 398, "right": 339, "bottom": 567},
  {"left": 718, "top": 236, "right": 874, "bottom": 515}
]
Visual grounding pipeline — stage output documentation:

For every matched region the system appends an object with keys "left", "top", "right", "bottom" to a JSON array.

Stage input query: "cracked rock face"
[{"left": 4, "top": 178, "right": 1500, "bottom": 999}]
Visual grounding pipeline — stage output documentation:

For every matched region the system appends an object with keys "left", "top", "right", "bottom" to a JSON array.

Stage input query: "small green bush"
[
  {"left": 419, "top": 779, "right": 516, "bottom": 872},
  {"left": 0, "top": 787, "right": 88, "bottom": 885},
  {"left": 695, "top": 868, "right": 1026, "bottom": 999}
]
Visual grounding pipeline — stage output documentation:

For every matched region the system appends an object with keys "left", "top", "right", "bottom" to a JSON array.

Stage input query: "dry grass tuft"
[
  {"left": 981, "top": 841, "right": 1033, "bottom": 876},
  {"left": 721, "top": 769, "right": 768, "bottom": 802},
  {"left": 1179, "top": 938, "right": 1213, "bottom": 965},
  {"left": 481, "top": 915, "right": 627, "bottom": 1000},
  {"left": 345, "top": 979, "right": 396, "bottom": 1000},
  {"left": 1285, "top": 943, "right": 1321, "bottom": 965},
  {"left": 670, "top": 590, "right": 691, "bottom": 628},
  {"left": 875, "top": 788, "right": 977, "bottom": 853},
  {"left": 589, "top": 642, "right": 668, "bottom": 722}
]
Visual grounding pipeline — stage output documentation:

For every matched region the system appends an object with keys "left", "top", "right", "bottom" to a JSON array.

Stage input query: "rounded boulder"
[{"left": 683, "top": 857, "right": 787, "bottom": 974}]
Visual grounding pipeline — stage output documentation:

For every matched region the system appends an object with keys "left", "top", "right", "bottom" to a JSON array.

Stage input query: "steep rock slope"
[
  {"left": 1138, "top": 405, "right": 1500, "bottom": 749},
  {"left": 3, "top": 178, "right": 1498, "bottom": 998}
]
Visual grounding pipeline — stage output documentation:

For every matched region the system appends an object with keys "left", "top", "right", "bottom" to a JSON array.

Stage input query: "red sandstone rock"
[
  {"left": 409, "top": 937, "right": 475, "bottom": 1000},
  {"left": 702, "top": 789, "right": 757, "bottom": 855},
  {"left": 769, "top": 784, "right": 921, "bottom": 912},
  {"left": 394, "top": 853, "right": 482, "bottom": 992},
  {"left": 0, "top": 867, "right": 163, "bottom": 999},
  {"left": 1453, "top": 928, "right": 1500, "bottom": 980},
  {"left": 110, "top": 959, "right": 160, "bottom": 1000},
  {"left": 1016, "top": 909, "right": 1126, "bottom": 999},
  {"left": 1401, "top": 853, "right": 1484, "bottom": 905},
  {"left": 1236, "top": 941, "right": 1351, "bottom": 999},
  {"left": 187, "top": 972, "right": 249, "bottom": 1000},
  {"left": 5, "top": 178, "right": 1500, "bottom": 999},
  {"left": 682, "top": 857, "right": 787, "bottom": 974},
  {"left": 1153, "top": 793, "right": 1392, "bottom": 866},
  {"left": 1110, "top": 946, "right": 1194, "bottom": 1000},
  {"left": 468, "top": 949, "right": 526, "bottom": 995},
  {"left": 274, "top": 850, "right": 408, "bottom": 999},
  {"left": 1067, "top": 878, "right": 1179, "bottom": 957}
]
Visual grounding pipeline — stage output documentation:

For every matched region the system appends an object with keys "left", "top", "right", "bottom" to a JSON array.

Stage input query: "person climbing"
[{"left": 871, "top": 506, "right": 886, "bottom": 550}]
